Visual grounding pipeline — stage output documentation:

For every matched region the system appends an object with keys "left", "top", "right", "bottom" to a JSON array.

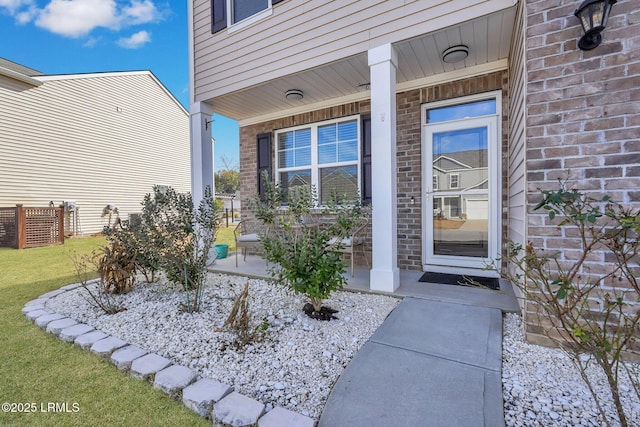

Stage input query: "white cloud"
[
  {"left": 35, "top": 0, "right": 119, "bottom": 38},
  {"left": 1, "top": 0, "right": 164, "bottom": 41},
  {"left": 122, "top": 0, "right": 160, "bottom": 25},
  {"left": 83, "top": 36, "right": 101, "bottom": 47},
  {"left": 117, "top": 30, "right": 150, "bottom": 48},
  {"left": 0, "top": 0, "right": 31, "bottom": 14},
  {"left": 15, "top": 3, "right": 37, "bottom": 23}
]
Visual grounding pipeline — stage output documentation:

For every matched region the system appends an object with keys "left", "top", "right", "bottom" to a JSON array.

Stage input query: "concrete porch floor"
[{"left": 210, "top": 252, "right": 520, "bottom": 313}]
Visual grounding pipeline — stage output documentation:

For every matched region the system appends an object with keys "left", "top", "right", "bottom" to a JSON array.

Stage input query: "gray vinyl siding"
[
  {"left": 507, "top": 0, "right": 526, "bottom": 282},
  {"left": 0, "top": 72, "right": 190, "bottom": 235},
  {"left": 192, "top": 0, "right": 514, "bottom": 101}
]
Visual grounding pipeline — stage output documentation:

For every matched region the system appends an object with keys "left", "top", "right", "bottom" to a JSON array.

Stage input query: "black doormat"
[{"left": 418, "top": 272, "right": 500, "bottom": 290}]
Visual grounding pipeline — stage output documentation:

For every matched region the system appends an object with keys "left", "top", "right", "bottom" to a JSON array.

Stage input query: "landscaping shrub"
[
  {"left": 102, "top": 185, "right": 220, "bottom": 312},
  {"left": 70, "top": 251, "right": 125, "bottom": 314},
  {"left": 495, "top": 183, "right": 640, "bottom": 427},
  {"left": 223, "top": 281, "right": 267, "bottom": 347},
  {"left": 252, "top": 172, "right": 367, "bottom": 319},
  {"left": 100, "top": 221, "right": 137, "bottom": 294}
]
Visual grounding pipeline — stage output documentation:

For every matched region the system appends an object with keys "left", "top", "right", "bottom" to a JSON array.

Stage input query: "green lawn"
[
  {"left": 215, "top": 224, "right": 237, "bottom": 253},
  {"left": 0, "top": 238, "right": 209, "bottom": 427}
]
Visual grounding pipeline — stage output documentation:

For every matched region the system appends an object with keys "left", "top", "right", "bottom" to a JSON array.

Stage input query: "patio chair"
[
  {"left": 233, "top": 220, "right": 261, "bottom": 267},
  {"left": 328, "top": 216, "right": 370, "bottom": 277}
]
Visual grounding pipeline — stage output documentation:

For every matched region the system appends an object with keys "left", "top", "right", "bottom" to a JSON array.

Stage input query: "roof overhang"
[
  {"left": 205, "top": 7, "right": 517, "bottom": 126},
  {"left": 0, "top": 66, "right": 43, "bottom": 87}
]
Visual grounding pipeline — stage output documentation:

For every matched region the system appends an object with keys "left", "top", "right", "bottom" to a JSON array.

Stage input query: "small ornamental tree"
[
  {"left": 495, "top": 184, "right": 640, "bottom": 427},
  {"left": 252, "top": 171, "right": 367, "bottom": 320},
  {"left": 102, "top": 185, "right": 220, "bottom": 312}
]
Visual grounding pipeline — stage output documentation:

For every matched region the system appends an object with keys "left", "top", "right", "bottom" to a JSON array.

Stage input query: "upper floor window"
[
  {"left": 449, "top": 173, "right": 460, "bottom": 189},
  {"left": 276, "top": 117, "right": 360, "bottom": 205},
  {"left": 212, "top": 0, "right": 285, "bottom": 33},
  {"left": 231, "top": 0, "right": 268, "bottom": 24}
]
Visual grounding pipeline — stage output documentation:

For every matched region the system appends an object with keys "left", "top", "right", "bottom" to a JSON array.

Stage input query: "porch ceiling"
[{"left": 213, "top": 7, "right": 516, "bottom": 124}]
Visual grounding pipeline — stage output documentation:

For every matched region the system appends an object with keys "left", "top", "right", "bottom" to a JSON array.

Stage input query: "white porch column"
[
  {"left": 368, "top": 44, "right": 400, "bottom": 292},
  {"left": 189, "top": 101, "right": 215, "bottom": 207}
]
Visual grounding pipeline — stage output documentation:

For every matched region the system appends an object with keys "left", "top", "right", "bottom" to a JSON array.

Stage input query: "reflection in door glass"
[{"left": 432, "top": 127, "right": 488, "bottom": 258}]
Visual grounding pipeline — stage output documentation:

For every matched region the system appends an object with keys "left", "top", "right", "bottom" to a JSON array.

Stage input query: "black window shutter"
[
  {"left": 272, "top": 0, "right": 285, "bottom": 4},
  {"left": 257, "top": 132, "right": 273, "bottom": 201},
  {"left": 361, "top": 115, "right": 372, "bottom": 206},
  {"left": 211, "top": 0, "right": 227, "bottom": 33}
]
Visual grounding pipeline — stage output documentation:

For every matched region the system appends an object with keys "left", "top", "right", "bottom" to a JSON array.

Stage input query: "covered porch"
[{"left": 210, "top": 253, "right": 519, "bottom": 313}]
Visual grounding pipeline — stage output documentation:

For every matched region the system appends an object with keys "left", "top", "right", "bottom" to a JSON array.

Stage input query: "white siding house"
[{"left": 0, "top": 58, "right": 191, "bottom": 235}]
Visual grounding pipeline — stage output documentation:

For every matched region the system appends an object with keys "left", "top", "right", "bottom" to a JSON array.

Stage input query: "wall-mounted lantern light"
[{"left": 574, "top": 0, "right": 616, "bottom": 50}]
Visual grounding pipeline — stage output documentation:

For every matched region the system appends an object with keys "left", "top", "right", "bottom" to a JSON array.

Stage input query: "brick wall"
[
  {"left": 238, "top": 72, "right": 508, "bottom": 271},
  {"left": 240, "top": 72, "right": 508, "bottom": 270},
  {"left": 524, "top": 0, "right": 640, "bottom": 345}
]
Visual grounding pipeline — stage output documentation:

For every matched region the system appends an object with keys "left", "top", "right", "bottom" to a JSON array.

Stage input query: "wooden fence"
[{"left": 0, "top": 205, "right": 65, "bottom": 249}]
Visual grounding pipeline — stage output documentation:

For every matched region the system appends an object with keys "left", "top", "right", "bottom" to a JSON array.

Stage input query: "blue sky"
[{"left": 0, "top": 0, "right": 239, "bottom": 171}]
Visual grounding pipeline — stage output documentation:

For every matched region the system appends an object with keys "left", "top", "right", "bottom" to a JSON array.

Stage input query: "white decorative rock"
[
  {"left": 46, "top": 318, "right": 78, "bottom": 335},
  {"left": 214, "top": 392, "right": 265, "bottom": 427},
  {"left": 59, "top": 324, "right": 94, "bottom": 342},
  {"left": 130, "top": 353, "right": 172, "bottom": 381},
  {"left": 110, "top": 345, "right": 147, "bottom": 371},
  {"left": 22, "top": 303, "right": 45, "bottom": 314},
  {"left": 182, "top": 378, "right": 233, "bottom": 418},
  {"left": 90, "top": 336, "right": 127, "bottom": 358},
  {"left": 26, "top": 309, "right": 51, "bottom": 322},
  {"left": 74, "top": 331, "right": 109, "bottom": 350},
  {"left": 258, "top": 407, "right": 315, "bottom": 427},
  {"left": 34, "top": 313, "right": 65, "bottom": 328},
  {"left": 153, "top": 365, "right": 197, "bottom": 399}
]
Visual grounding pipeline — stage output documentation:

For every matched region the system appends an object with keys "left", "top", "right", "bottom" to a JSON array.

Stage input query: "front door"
[{"left": 422, "top": 94, "right": 500, "bottom": 273}]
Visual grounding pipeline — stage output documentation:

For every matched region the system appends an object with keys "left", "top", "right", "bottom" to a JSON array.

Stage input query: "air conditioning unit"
[{"left": 64, "top": 201, "right": 77, "bottom": 212}]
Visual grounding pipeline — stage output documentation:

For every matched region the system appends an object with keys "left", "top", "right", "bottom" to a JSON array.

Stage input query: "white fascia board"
[
  {"left": 396, "top": 60, "right": 508, "bottom": 93},
  {"left": 238, "top": 59, "right": 508, "bottom": 127},
  {"left": 34, "top": 70, "right": 188, "bottom": 116},
  {"left": 0, "top": 66, "right": 43, "bottom": 86}
]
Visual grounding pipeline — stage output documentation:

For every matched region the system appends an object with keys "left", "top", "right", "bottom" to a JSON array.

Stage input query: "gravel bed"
[
  {"left": 502, "top": 313, "right": 640, "bottom": 427},
  {"left": 45, "top": 273, "right": 400, "bottom": 420},
  {"left": 45, "top": 274, "right": 640, "bottom": 424}
]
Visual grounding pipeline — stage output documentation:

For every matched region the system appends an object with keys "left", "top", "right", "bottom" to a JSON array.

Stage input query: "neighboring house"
[
  {"left": 187, "top": 1, "right": 638, "bottom": 344},
  {"left": 0, "top": 58, "right": 192, "bottom": 235}
]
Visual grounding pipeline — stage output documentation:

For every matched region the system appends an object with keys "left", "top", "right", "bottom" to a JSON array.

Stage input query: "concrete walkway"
[{"left": 319, "top": 297, "right": 505, "bottom": 427}]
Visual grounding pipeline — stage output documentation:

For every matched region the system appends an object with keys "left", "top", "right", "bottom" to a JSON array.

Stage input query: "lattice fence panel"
[
  {"left": 23, "top": 207, "right": 64, "bottom": 249},
  {"left": 0, "top": 207, "right": 18, "bottom": 248}
]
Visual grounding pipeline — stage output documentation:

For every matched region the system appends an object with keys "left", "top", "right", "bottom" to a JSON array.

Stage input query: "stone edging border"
[{"left": 22, "top": 280, "right": 315, "bottom": 427}]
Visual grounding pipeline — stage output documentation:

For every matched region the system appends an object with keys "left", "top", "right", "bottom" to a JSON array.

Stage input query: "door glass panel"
[
  {"left": 426, "top": 99, "right": 496, "bottom": 123},
  {"left": 432, "top": 126, "right": 488, "bottom": 258}
]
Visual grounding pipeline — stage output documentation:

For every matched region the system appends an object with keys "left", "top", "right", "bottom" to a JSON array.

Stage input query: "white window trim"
[
  {"left": 449, "top": 173, "right": 460, "bottom": 189},
  {"left": 275, "top": 115, "right": 361, "bottom": 203},
  {"left": 433, "top": 175, "right": 439, "bottom": 191},
  {"left": 421, "top": 90, "right": 502, "bottom": 273},
  {"left": 227, "top": 0, "right": 273, "bottom": 33}
]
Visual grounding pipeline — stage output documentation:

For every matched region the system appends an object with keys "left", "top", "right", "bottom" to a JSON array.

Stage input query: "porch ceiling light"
[
  {"left": 574, "top": 0, "right": 616, "bottom": 51},
  {"left": 285, "top": 89, "right": 304, "bottom": 101},
  {"left": 441, "top": 45, "right": 469, "bottom": 64}
]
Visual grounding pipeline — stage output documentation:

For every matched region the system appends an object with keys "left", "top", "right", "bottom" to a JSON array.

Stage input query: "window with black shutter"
[
  {"left": 212, "top": 0, "right": 286, "bottom": 33},
  {"left": 211, "top": 0, "right": 227, "bottom": 33},
  {"left": 361, "top": 114, "right": 372, "bottom": 206},
  {"left": 257, "top": 132, "right": 272, "bottom": 201}
]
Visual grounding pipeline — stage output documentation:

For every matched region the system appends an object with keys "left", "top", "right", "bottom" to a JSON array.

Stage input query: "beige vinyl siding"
[
  {"left": 506, "top": 0, "right": 526, "bottom": 287},
  {"left": 0, "top": 72, "right": 190, "bottom": 235},
  {"left": 192, "top": 0, "right": 515, "bottom": 101}
]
